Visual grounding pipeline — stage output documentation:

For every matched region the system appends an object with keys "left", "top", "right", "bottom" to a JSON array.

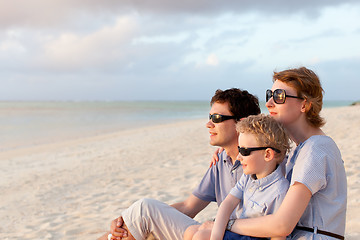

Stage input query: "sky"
[{"left": 0, "top": 0, "right": 359, "bottom": 102}]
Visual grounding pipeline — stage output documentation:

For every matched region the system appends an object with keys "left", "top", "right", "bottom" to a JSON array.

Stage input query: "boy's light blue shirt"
[{"left": 230, "top": 165, "right": 289, "bottom": 219}]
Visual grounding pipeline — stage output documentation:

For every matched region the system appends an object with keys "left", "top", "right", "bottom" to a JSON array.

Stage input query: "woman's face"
[{"left": 266, "top": 80, "right": 305, "bottom": 127}]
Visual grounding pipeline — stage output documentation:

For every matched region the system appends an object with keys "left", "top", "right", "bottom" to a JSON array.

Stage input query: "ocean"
[{"left": 0, "top": 100, "right": 353, "bottom": 152}]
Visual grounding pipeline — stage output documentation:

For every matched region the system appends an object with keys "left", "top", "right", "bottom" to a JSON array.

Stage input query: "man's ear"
[{"left": 264, "top": 148, "right": 275, "bottom": 162}]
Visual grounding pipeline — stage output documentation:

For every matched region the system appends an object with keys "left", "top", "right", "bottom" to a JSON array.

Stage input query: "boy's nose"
[{"left": 236, "top": 152, "right": 243, "bottom": 161}]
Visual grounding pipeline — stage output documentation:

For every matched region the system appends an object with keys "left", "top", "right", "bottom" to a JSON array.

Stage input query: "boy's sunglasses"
[
  {"left": 209, "top": 114, "right": 236, "bottom": 123},
  {"left": 238, "top": 146, "right": 281, "bottom": 156},
  {"left": 266, "top": 89, "right": 303, "bottom": 104}
]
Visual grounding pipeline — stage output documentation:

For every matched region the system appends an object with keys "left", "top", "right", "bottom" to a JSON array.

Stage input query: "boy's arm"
[{"left": 210, "top": 194, "right": 240, "bottom": 240}]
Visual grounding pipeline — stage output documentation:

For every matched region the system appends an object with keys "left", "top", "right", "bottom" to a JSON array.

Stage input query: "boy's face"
[{"left": 237, "top": 132, "right": 268, "bottom": 179}]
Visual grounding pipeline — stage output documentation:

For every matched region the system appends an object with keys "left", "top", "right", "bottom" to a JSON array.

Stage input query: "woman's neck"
[{"left": 286, "top": 120, "right": 325, "bottom": 145}]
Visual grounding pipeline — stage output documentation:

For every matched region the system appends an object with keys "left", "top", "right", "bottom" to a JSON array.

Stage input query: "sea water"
[
  {"left": 0, "top": 100, "right": 353, "bottom": 152},
  {"left": 0, "top": 101, "right": 210, "bottom": 151}
]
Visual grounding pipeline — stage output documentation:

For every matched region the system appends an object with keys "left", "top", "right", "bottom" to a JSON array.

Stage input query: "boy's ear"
[{"left": 264, "top": 148, "right": 275, "bottom": 162}]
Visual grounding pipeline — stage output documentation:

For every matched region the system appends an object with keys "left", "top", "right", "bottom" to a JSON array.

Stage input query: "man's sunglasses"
[
  {"left": 266, "top": 89, "right": 303, "bottom": 104},
  {"left": 238, "top": 146, "right": 281, "bottom": 156},
  {"left": 209, "top": 114, "right": 236, "bottom": 123}
]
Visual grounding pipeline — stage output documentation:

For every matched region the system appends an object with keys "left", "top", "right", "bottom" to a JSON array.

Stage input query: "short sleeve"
[
  {"left": 290, "top": 139, "right": 328, "bottom": 194},
  {"left": 229, "top": 174, "right": 248, "bottom": 200},
  {"left": 192, "top": 166, "right": 217, "bottom": 202}
]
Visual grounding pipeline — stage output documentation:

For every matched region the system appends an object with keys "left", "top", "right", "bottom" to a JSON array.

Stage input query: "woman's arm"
[
  {"left": 231, "top": 182, "right": 312, "bottom": 238},
  {"left": 210, "top": 194, "right": 240, "bottom": 240}
]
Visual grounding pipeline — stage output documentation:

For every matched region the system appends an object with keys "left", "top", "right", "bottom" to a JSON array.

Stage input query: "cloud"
[
  {"left": 1, "top": 0, "right": 359, "bottom": 29},
  {"left": 39, "top": 16, "right": 139, "bottom": 71},
  {"left": 0, "top": 1, "right": 359, "bottom": 101},
  {"left": 206, "top": 54, "right": 219, "bottom": 66}
]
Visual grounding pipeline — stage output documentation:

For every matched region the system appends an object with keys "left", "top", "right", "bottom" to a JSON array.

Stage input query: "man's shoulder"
[{"left": 216, "top": 151, "right": 230, "bottom": 164}]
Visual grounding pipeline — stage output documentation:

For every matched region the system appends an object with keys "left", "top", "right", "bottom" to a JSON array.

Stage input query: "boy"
[{"left": 184, "top": 114, "right": 290, "bottom": 240}]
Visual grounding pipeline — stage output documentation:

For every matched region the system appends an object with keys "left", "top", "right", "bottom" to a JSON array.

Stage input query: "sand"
[{"left": 0, "top": 106, "right": 359, "bottom": 239}]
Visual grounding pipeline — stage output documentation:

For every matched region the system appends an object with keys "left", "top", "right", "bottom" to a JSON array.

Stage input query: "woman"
[{"left": 208, "top": 67, "right": 347, "bottom": 239}]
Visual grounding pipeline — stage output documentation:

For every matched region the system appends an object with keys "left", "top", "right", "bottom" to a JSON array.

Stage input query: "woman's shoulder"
[
  {"left": 303, "top": 135, "right": 337, "bottom": 150},
  {"left": 299, "top": 135, "right": 342, "bottom": 162}
]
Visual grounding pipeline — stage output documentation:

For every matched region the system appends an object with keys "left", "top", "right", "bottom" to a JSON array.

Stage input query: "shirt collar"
[
  {"left": 249, "top": 165, "right": 285, "bottom": 190},
  {"left": 223, "top": 152, "right": 241, "bottom": 171}
]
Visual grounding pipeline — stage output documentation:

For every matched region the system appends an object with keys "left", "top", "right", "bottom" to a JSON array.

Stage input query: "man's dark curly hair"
[{"left": 210, "top": 88, "right": 260, "bottom": 121}]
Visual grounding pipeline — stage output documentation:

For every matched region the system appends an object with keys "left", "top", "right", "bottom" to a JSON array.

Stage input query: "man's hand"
[
  {"left": 198, "top": 220, "right": 215, "bottom": 231},
  {"left": 110, "top": 217, "right": 128, "bottom": 240}
]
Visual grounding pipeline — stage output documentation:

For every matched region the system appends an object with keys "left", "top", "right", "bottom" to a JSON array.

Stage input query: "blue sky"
[{"left": 0, "top": 0, "right": 359, "bottom": 101}]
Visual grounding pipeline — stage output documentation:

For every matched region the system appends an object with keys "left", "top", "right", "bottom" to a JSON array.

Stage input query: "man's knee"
[
  {"left": 132, "top": 198, "right": 162, "bottom": 216},
  {"left": 123, "top": 198, "right": 161, "bottom": 230}
]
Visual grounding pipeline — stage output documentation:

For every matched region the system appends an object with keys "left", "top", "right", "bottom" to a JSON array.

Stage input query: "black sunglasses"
[
  {"left": 266, "top": 89, "right": 303, "bottom": 104},
  {"left": 238, "top": 146, "right": 281, "bottom": 156},
  {"left": 209, "top": 114, "right": 236, "bottom": 123}
]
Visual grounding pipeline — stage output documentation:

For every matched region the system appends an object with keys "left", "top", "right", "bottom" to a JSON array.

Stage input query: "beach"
[{"left": 0, "top": 105, "right": 359, "bottom": 239}]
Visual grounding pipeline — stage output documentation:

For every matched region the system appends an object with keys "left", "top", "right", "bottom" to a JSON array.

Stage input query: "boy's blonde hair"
[{"left": 236, "top": 114, "right": 290, "bottom": 163}]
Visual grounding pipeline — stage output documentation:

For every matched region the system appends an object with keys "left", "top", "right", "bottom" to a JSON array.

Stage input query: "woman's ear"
[
  {"left": 301, "top": 99, "right": 311, "bottom": 113},
  {"left": 264, "top": 148, "right": 275, "bottom": 162}
]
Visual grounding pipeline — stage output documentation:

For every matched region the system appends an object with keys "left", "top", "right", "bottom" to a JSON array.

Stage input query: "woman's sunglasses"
[
  {"left": 266, "top": 89, "right": 303, "bottom": 104},
  {"left": 238, "top": 146, "right": 281, "bottom": 156},
  {"left": 209, "top": 114, "right": 236, "bottom": 123}
]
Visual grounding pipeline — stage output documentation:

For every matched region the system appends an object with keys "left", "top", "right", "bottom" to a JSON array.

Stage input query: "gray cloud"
[
  {"left": 1, "top": 0, "right": 359, "bottom": 29},
  {"left": 0, "top": 1, "right": 359, "bottom": 101}
]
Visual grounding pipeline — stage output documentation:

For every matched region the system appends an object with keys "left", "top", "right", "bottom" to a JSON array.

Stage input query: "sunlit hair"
[
  {"left": 273, "top": 67, "right": 325, "bottom": 127},
  {"left": 211, "top": 88, "right": 261, "bottom": 122},
  {"left": 236, "top": 114, "right": 290, "bottom": 164}
]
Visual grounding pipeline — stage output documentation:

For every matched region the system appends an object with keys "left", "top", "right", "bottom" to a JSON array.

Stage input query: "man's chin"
[{"left": 209, "top": 141, "right": 218, "bottom": 146}]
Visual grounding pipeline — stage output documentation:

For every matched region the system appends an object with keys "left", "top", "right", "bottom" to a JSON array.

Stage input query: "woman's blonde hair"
[
  {"left": 273, "top": 67, "right": 325, "bottom": 127},
  {"left": 236, "top": 114, "right": 290, "bottom": 164}
]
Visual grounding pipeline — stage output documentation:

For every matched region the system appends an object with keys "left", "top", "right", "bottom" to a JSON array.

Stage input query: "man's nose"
[{"left": 206, "top": 120, "right": 215, "bottom": 128}]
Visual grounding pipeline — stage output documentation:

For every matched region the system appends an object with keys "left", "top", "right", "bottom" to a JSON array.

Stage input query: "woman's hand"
[{"left": 209, "top": 147, "right": 224, "bottom": 167}]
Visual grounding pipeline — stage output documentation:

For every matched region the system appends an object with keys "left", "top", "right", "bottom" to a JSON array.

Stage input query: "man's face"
[{"left": 206, "top": 102, "right": 238, "bottom": 148}]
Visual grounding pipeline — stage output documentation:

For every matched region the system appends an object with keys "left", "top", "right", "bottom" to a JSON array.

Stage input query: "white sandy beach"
[{"left": 0, "top": 106, "right": 359, "bottom": 240}]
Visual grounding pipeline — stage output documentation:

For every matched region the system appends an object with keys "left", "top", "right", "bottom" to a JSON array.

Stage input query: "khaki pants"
[{"left": 122, "top": 198, "right": 199, "bottom": 240}]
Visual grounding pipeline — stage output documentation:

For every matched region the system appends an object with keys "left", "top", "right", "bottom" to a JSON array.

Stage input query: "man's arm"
[{"left": 171, "top": 194, "right": 210, "bottom": 218}]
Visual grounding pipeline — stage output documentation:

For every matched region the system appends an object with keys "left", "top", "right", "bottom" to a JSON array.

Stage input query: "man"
[{"left": 100, "top": 88, "right": 260, "bottom": 240}]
